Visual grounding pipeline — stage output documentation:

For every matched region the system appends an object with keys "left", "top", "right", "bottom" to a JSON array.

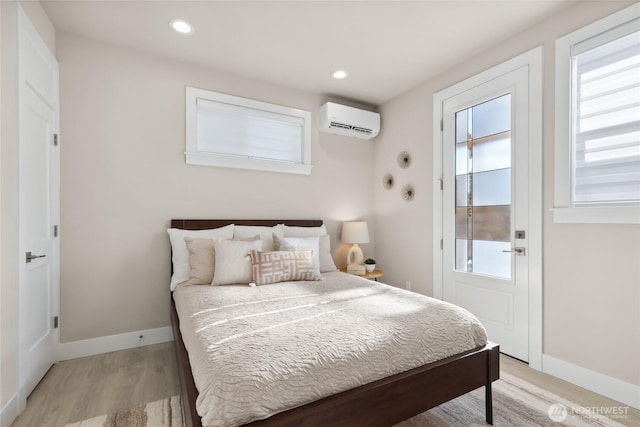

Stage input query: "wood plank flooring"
[
  {"left": 10, "top": 342, "right": 180, "bottom": 427},
  {"left": 10, "top": 343, "right": 639, "bottom": 426}
]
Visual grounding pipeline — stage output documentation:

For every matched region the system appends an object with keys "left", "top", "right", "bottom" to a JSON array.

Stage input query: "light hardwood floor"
[
  {"left": 11, "top": 342, "right": 180, "bottom": 427},
  {"left": 10, "top": 343, "right": 639, "bottom": 426}
]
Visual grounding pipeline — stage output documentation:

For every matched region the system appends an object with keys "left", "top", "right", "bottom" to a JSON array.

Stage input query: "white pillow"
[
  {"left": 282, "top": 225, "right": 336, "bottom": 272},
  {"left": 212, "top": 237, "right": 262, "bottom": 285},
  {"left": 234, "top": 224, "right": 284, "bottom": 252},
  {"left": 283, "top": 224, "right": 327, "bottom": 237},
  {"left": 167, "top": 224, "right": 234, "bottom": 290},
  {"left": 275, "top": 236, "right": 321, "bottom": 279},
  {"left": 319, "top": 235, "right": 337, "bottom": 272}
]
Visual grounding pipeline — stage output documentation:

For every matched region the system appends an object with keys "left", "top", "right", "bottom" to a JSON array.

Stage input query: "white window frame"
[
  {"left": 553, "top": 3, "right": 640, "bottom": 224},
  {"left": 185, "top": 86, "right": 312, "bottom": 175}
]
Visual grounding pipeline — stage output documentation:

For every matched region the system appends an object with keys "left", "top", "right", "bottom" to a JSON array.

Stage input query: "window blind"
[
  {"left": 196, "top": 98, "right": 305, "bottom": 164},
  {"left": 572, "top": 18, "right": 640, "bottom": 205}
]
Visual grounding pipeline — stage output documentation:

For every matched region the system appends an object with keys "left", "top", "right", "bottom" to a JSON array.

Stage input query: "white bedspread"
[{"left": 173, "top": 271, "right": 487, "bottom": 427}]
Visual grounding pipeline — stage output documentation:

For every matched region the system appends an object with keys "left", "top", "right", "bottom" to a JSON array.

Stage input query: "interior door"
[
  {"left": 18, "top": 7, "right": 59, "bottom": 398},
  {"left": 442, "top": 66, "right": 530, "bottom": 362}
]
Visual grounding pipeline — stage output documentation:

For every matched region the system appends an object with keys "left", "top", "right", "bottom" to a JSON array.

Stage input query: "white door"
[
  {"left": 441, "top": 66, "right": 530, "bottom": 362},
  {"left": 18, "top": 7, "right": 59, "bottom": 399}
]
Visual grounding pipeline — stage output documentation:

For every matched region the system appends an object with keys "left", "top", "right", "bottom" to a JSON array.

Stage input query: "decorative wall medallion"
[
  {"left": 401, "top": 184, "right": 415, "bottom": 201},
  {"left": 397, "top": 151, "right": 411, "bottom": 169},
  {"left": 383, "top": 173, "right": 394, "bottom": 190}
]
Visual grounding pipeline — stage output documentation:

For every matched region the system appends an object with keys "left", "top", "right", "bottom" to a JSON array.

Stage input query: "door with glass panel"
[{"left": 442, "top": 66, "right": 530, "bottom": 362}]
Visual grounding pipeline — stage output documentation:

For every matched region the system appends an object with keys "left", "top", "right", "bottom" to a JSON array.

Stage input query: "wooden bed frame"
[{"left": 169, "top": 219, "right": 500, "bottom": 427}]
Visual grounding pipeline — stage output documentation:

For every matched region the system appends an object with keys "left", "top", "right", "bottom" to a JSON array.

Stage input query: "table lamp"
[{"left": 341, "top": 221, "right": 369, "bottom": 275}]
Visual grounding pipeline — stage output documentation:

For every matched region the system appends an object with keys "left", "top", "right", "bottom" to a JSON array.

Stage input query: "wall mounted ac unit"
[{"left": 319, "top": 102, "right": 380, "bottom": 140}]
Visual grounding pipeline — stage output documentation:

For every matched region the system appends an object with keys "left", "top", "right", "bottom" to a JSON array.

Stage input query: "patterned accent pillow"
[
  {"left": 249, "top": 251, "right": 319, "bottom": 285},
  {"left": 272, "top": 235, "right": 321, "bottom": 277}
]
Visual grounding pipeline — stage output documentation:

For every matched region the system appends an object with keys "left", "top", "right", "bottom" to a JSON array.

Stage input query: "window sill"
[
  {"left": 185, "top": 151, "right": 312, "bottom": 175},
  {"left": 551, "top": 206, "right": 640, "bottom": 224}
]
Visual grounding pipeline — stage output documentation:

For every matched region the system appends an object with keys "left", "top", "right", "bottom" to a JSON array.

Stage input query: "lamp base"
[{"left": 347, "top": 264, "right": 366, "bottom": 275}]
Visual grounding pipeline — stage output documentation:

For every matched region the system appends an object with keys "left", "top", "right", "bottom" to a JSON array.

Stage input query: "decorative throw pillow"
[
  {"left": 167, "top": 224, "right": 234, "bottom": 290},
  {"left": 233, "top": 224, "right": 285, "bottom": 252},
  {"left": 185, "top": 238, "right": 215, "bottom": 285},
  {"left": 249, "top": 250, "right": 318, "bottom": 285},
  {"left": 273, "top": 235, "right": 321, "bottom": 279},
  {"left": 212, "top": 237, "right": 262, "bottom": 285}
]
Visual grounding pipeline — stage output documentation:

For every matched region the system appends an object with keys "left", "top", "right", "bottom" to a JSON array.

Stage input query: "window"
[
  {"left": 185, "top": 87, "right": 312, "bottom": 175},
  {"left": 554, "top": 4, "right": 640, "bottom": 223}
]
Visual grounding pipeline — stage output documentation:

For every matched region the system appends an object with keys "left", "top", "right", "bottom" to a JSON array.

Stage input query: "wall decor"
[
  {"left": 401, "top": 184, "right": 415, "bottom": 201},
  {"left": 383, "top": 173, "right": 394, "bottom": 189},
  {"left": 397, "top": 151, "right": 411, "bottom": 169}
]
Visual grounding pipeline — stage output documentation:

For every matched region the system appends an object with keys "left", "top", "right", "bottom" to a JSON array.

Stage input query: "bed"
[{"left": 169, "top": 219, "right": 499, "bottom": 427}]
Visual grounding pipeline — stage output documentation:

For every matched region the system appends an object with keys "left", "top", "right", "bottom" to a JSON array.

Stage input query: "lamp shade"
[{"left": 341, "top": 221, "right": 370, "bottom": 244}]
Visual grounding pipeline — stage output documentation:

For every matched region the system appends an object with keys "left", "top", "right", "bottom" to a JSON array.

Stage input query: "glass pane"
[
  {"left": 472, "top": 240, "right": 511, "bottom": 278},
  {"left": 472, "top": 132, "right": 511, "bottom": 173},
  {"left": 456, "top": 143, "right": 469, "bottom": 175},
  {"left": 455, "top": 239, "right": 468, "bottom": 272},
  {"left": 456, "top": 109, "right": 468, "bottom": 143},
  {"left": 456, "top": 175, "right": 468, "bottom": 206},
  {"left": 472, "top": 206, "right": 510, "bottom": 242},
  {"left": 473, "top": 169, "right": 511, "bottom": 206},
  {"left": 455, "top": 207, "right": 468, "bottom": 238},
  {"left": 471, "top": 94, "right": 511, "bottom": 139}
]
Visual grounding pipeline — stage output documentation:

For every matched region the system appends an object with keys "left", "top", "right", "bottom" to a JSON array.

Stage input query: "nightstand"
[{"left": 340, "top": 268, "right": 384, "bottom": 281}]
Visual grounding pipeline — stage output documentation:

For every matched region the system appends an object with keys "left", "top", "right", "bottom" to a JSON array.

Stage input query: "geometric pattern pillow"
[
  {"left": 249, "top": 250, "right": 319, "bottom": 285},
  {"left": 272, "top": 235, "right": 321, "bottom": 278}
]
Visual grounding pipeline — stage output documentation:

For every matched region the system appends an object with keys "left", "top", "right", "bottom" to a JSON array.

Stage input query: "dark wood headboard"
[{"left": 170, "top": 219, "right": 323, "bottom": 230}]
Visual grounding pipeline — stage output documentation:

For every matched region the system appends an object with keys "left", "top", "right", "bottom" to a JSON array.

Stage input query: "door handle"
[
  {"left": 26, "top": 251, "right": 46, "bottom": 263},
  {"left": 502, "top": 247, "right": 525, "bottom": 256}
]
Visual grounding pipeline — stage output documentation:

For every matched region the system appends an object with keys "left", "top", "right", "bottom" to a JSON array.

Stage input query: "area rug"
[
  {"left": 66, "top": 373, "right": 630, "bottom": 427},
  {"left": 65, "top": 395, "right": 182, "bottom": 427},
  {"left": 397, "top": 371, "right": 629, "bottom": 427}
]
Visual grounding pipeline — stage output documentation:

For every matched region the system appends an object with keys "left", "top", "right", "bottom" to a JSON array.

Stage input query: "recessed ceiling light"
[
  {"left": 170, "top": 19, "right": 194, "bottom": 35},
  {"left": 331, "top": 70, "right": 348, "bottom": 80}
]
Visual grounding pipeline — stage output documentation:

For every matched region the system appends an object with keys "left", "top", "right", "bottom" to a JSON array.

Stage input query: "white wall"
[
  {"left": 56, "top": 33, "right": 375, "bottom": 343},
  {"left": 373, "top": 0, "right": 639, "bottom": 389}
]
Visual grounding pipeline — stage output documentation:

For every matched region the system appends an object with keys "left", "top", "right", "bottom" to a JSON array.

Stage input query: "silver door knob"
[
  {"left": 502, "top": 247, "right": 525, "bottom": 256},
  {"left": 26, "top": 251, "right": 46, "bottom": 263}
]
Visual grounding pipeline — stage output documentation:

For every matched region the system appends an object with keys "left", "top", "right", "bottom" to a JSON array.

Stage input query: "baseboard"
[
  {"left": 0, "top": 393, "right": 18, "bottom": 427},
  {"left": 543, "top": 354, "right": 640, "bottom": 410},
  {"left": 57, "top": 326, "right": 174, "bottom": 361}
]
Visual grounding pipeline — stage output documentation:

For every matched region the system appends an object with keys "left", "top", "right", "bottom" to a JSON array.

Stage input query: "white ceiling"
[{"left": 41, "top": 0, "right": 576, "bottom": 106}]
